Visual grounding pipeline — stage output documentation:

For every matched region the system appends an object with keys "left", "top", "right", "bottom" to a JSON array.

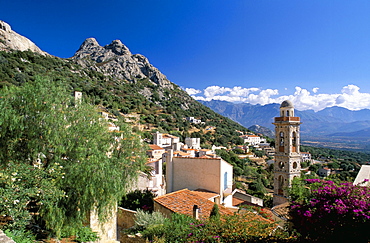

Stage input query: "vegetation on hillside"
[{"left": 0, "top": 50, "right": 250, "bottom": 147}]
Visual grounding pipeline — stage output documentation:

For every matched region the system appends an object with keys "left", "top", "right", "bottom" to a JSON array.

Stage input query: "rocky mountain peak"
[
  {"left": 0, "top": 20, "right": 48, "bottom": 55},
  {"left": 106, "top": 39, "right": 131, "bottom": 56},
  {"left": 79, "top": 37, "right": 100, "bottom": 49},
  {"left": 72, "top": 38, "right": 173, "bottom": 89}
]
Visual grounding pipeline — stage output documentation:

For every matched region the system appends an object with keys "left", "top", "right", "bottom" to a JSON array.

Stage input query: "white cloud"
[
  {"left": 184, "top": 88, "right": 201, "bottom": 96},
  {"left": 187, "top": 84, "right": 370, "bottom": 111}
]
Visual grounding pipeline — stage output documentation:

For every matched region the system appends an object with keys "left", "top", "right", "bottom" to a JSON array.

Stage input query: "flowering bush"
[{"left": 289, "top": 179, "right": 370, "bottom": 242}]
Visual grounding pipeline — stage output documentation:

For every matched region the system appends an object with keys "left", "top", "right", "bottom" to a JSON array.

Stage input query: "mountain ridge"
[
  {"left": 0, "top": 20, "right": 48, "bottom": 56},
  {"left": 0, "top": 20, "right": 252, "bottom": 147}
]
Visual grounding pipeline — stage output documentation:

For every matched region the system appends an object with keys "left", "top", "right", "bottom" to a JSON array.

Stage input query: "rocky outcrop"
[
  {"left": 72, "top": 38, "right": 174, "bottom": 89},
  {"left": 0, "top": 20, "right": 48, "bottom": 55}
]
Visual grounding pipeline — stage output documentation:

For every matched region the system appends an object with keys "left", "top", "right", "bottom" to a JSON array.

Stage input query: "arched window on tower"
[
  {"left": 278, "top": 175, "right": 284, "bottom": 195},
  {"left": 292, "top": 131, "right": 297, "bottom": 152},
  {"left": 279, "top": 132, "right": 284, "bottom": 152},
  {"left": 287, "top": 110, "right": 290, "bottom": 117}
]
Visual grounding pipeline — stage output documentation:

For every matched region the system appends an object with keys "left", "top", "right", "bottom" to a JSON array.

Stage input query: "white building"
[
  {"left": 186, "top": 117, "right": 202, "bottom": 124},
  {"left": 300, "top": 152, "right": 312, "bottom": 162},
  {"left": 185, "top": 137, "right": 201, "bottom": 149},
  {"left": 153, "top": 131, "right": 180, "bottom": 148},
  {"left": 354, "top": 165, "right": 370, "bottom": 186},
  {"left": 240, "top": 135, "right": 265, "bottom": 145},
  {"left": 147, "top": 144, "right": 166, "bottom": 160}
]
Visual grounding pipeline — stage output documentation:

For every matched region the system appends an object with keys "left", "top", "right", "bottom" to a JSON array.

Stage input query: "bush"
[
  {"left": 135, "top": 212, "right": 287, "bottom": 242},
  {"left": 134, "top": 209, "right": 167, "bottom": 231},
  {"left": 120, "top": 189, "right": 155, "bottom": 212},
  {"left": 290, "top": 179, "right": 370, "bottom": 242}
]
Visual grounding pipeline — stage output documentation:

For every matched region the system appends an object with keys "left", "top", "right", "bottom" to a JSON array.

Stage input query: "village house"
[
  {"left": 300, "top": 151, "right": 312, "bottom": 162},
  {"left": 185, "top": 116, "right": 203, "bottom": 124},
  {"left": 240, "top": 134, "right": 266, "bottom": 145},
  {"left": 153, "top": 131, "right": 180, "bottom": 149},
  {"left": 198, "top": 149, "right": 216, "bottom": 158},
  {"left": 185, "top": 137, "right": 201, "bottom": 149},
  {"left": 318, "top": 167, "right": 331, "bottom": 177},
  {"left": 154, "top": 189, "right": 234, "bottom": 219},
  {"left": 164, "top": 153, "right": 234, "bottom": 207},
  {"left": 146, "top": 144, "right": 166, "bottom": 160}
]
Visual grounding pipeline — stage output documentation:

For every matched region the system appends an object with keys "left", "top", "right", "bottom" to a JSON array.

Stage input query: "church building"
[{"left": 273, "top": 100, "right": 302, "bottom": 206}]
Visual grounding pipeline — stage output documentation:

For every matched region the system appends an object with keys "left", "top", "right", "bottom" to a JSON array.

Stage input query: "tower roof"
[{"left": 280, "top": 100, "right": 294, "bottom": 108}]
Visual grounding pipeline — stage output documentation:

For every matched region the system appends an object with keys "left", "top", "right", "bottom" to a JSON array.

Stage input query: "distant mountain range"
[{"left": 200, "top": 100, "right": 370, "bottom": 151}]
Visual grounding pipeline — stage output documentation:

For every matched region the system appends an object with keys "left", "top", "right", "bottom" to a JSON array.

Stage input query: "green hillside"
[{"left": 0, "top": 50, "right": 249, "bottom": 146}]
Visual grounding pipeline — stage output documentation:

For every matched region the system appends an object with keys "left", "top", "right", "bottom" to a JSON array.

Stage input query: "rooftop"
[
  {"left": 148, "top": 144, "right": 165, "bottom": 150},
  {"left": 154, "top": 189, "right": 233, "bottom": 220}
]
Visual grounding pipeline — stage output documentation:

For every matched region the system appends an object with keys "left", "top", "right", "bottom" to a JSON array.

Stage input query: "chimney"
[{"left": 193, "top": 205, "right": 200, "bottom": 220}]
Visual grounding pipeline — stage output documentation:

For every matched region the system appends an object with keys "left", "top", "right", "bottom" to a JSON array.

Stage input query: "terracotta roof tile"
[
  {"left": 154, "top": 189, "right": 233, "bottom": 220},
  {"left": 271, "top": 202, "right": 290, "bottom": 221},
  {"left": 148, "top": 144, "right": 165, "bottom": 150},
  {"left": 192, "top": 190, "right": 219, "bottom": 200}
]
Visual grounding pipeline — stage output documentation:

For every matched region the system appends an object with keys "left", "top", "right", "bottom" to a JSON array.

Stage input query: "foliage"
[
  {"left": 0, "top": 77, "right": 146, "bottom": 236},
  {"left": 133, "top": 209, "right": 167, "bottom": 231},
  {"left": 209, "top": 203, "right": 220, "bottom": 221},
  {"left": 0, "top": 50, "right": 251, "bottom": 148},
  {"left": 4, "top": 229, "right": 36, "bottom": 243},
  {"left": 289, "top": 178, "right": 370, "bottom": 242},
  {"left": 301, "top": 145, "right": 370, "bottom": 165},
  {"left": 60, "top": 225, "right": 99, "bottom": 243},
  {"left": 119, "top": 189, "right": 155, "bottom": 212},
  {"left": 136, "top": 212, "right": 290, "bottom": 243}
]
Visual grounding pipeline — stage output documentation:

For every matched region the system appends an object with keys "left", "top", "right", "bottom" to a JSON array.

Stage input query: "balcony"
[{"left": 274, "top": 117, "right": 300, "bottom": 122}]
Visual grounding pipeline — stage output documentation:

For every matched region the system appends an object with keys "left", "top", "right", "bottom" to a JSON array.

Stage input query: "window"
[
  {"left": 224, "top": 172, "right": 228, "bottom": 190},
  {"left": 279, "top": 161, "right": 285, "bottom": 169},
  {"left": 278, "top": 175, "right": 284, "bottom": 195},
  {"left": 293, "top": 162, "right": 297, "bottom": 169},
  {"left": 280, "top": 132, "right": 284, "bottom": 146}
]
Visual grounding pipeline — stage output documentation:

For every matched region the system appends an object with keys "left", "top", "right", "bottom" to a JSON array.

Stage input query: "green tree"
[
  {"left": 0, "top": 78, "right": 146, "bottom": 236},
  {"left": 209, "top": 203, "right": 220, "bottom": 221}
]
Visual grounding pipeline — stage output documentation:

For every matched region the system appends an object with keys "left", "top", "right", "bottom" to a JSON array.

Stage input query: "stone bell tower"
[{"left": 273, "top": 100, "right": 301, "bottom": 206}]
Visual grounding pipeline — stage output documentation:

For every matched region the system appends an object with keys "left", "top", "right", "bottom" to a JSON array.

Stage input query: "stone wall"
[
  {"left": 89, "top": 207, "right": 118, "bottom": 243},
  {"left": 117, "top": 207, "right": 137, "bottom": 229}
]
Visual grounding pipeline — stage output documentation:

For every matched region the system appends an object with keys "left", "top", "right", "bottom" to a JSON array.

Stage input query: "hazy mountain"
[
  {"left": 200, "top": 100, "right": 370, "bottom": 151},
  {"left": 248, "top": 125, "right": 275, "bottom": 138},
  {"left": 200, "top": 100, "right": 370, "bottom": 134}
]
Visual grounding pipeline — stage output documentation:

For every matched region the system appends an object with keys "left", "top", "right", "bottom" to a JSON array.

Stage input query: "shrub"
[
  {"left": 209, "top": 203, "right": 220, "bottom": 221},
  {"left": 134, "top": 209, "right": 167, "bottom": 231},
  {"left": 290, "top": 179, "right": 370, "bottom": 242}
]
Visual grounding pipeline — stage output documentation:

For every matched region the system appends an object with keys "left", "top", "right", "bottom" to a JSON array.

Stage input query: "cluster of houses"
[{"left": 142, "top": 131, "right": 263, "bottom": 211}]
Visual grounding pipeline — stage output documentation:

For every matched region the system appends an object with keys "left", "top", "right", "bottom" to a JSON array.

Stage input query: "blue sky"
[{"left": 2, "top": 0, "right": 370, "bottom": 111}]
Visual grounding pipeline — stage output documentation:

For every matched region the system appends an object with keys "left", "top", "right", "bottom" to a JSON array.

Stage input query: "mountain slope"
[{"left": 0, "top": 21, "right": 251, "bottom": 147}]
